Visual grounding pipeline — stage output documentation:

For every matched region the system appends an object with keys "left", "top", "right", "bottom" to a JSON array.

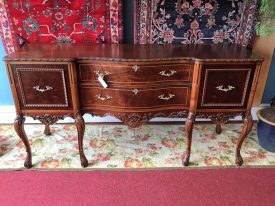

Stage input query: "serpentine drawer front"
[
  {"left": 10, "top": 64, "right": 72, "bottom": 110},
  {"left": 78, "top": 62, "right": 193, "bottom": 84},
  {"left": 80, "top": 86, "right": 190, "bottom": 109},
  {"left": 4, "top": 44, "right": 263, "bottom": 169}
]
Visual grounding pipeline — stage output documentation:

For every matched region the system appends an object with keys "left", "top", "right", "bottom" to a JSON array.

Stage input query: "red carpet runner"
[{"left": 0, "top": 168, "right": 275, "bottom": 206}]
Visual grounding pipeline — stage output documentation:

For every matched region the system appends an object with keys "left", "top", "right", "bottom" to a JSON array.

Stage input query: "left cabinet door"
[{"left": 10, "top": 63, "right": 72, "bottom": 109}]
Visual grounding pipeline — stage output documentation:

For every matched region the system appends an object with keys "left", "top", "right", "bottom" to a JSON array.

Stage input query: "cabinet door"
[
  {"left": 198, "top": 64, "right": 256, "bottom": 109},
  {"left": 11, "top": 64, "right": 72, "bottom": 109}
]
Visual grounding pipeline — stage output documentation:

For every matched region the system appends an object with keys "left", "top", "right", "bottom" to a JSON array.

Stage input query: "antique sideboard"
[{"left": 4, "top": 44, "right": 263, "bottom": 168}]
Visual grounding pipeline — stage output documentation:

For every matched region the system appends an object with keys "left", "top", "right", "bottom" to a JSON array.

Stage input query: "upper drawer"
[
  {"left": 198, "top": 64, "right": 256, "bottom": 109},
  {"left": 78, "top": 62, "right": 193, "bottom": 84},
  {"left": 11, "top": 64, "right": 72, "bottom": 109}
]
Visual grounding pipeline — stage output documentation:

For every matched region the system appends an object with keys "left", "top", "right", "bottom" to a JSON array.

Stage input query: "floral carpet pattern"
[
  {"left": 135, "top": 0, "right": 259, "bottom": 46},
  {"left": 0, "top": 0, "right": 123, "bottom": 54},
  {"left": 0, "top": 123, "right": 275, "bottom": 169}
]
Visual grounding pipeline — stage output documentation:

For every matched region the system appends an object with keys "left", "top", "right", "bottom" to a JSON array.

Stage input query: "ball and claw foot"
[
  {"left": 182, "top": 155, "right": 190, "bottom": 166},
  {"left": 24, "top": 154, "right": 32, "bottom": 168},
  {"left": 80, "top": 156, "right": 88, "bottom": 168},
  {"left": 235, "top": 155, "right": 243, "bottom": 166}
]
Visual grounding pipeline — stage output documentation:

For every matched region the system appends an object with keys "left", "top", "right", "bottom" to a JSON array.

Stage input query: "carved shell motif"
[
  {"left": 89, "top": 111, "right": 188, "bottom": 128},
  {"left": 25, "top": 114, "right": 71, "bottom": 125}
]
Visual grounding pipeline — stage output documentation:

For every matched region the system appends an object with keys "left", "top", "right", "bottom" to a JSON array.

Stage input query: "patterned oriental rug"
[
  {"left": 0, "top": 0, "right": 123, "bottom": 54},
  {"left": 0, "top": 123, "right": 275, "bottom": 169},
  {"left": 135, "top": 0, "right": 259, "bottom": 46}
]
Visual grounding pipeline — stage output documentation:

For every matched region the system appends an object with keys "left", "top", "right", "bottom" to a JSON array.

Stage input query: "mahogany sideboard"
[{"left": 4, "top": 44, "right": 263, "bottom": 168}]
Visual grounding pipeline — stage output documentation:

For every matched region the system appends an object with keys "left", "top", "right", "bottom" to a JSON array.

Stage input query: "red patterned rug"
[
  {"left": 0, "top": 168, "right": 274, "bottom": 206},
  {"left": 0, "top": 0, "right": 123, "bottom": 54}
]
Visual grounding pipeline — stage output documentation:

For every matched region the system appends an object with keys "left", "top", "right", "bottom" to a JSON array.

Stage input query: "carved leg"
[
  {"left": 44, "top": 124, "right": 51, "bottom": 135},
  {"left": 14, "top": 114, "right": 32, "bottom": 168},
  {"left": 235, "top": 112, "right": 253, "bottom": 166},
  {"left": 215, "top": 123, "right": 222, "bottom": 134},
  {"left": 75, "top": 113, "right": 88, "bottom": 167},
  {"left": 183, "top": 112, "right": 195, "bottom": 166}
]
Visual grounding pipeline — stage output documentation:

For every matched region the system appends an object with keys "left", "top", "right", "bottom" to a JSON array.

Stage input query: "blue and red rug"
[{"left": 135, "top": 0, "right": 259, "bottom": 46}]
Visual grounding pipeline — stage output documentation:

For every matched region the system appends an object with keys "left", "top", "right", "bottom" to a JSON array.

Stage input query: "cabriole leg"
[
  {"left": 235, "top": 112, "right": 253, "bottom": 166},
  {"left": 183, "top": 112, "right": 195, "bottom": 166},
  {"left": 215, "top": 122, "right": 222, "bottom": 134},
  {"left": 44, "top": 124, "right": 51, "bottom": 135},
  {"left": 14, "top": 114, "right": 32, "bottom": 168},
  {"left": 75, "top": 113, "right": 88, "bottom": 167}
]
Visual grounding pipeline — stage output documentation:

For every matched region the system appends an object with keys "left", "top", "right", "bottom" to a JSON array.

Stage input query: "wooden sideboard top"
[{"left": 4, "top": 43, "right": 263, "bottom": 62}]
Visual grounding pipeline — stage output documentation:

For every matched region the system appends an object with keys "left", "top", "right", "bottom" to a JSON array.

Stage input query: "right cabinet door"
[{"left": 198, "top": 64, "right": 256, "bottom": 109}]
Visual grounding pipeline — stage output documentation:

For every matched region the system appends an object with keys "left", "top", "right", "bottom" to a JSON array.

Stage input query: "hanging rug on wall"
[
  {"left": 135, "top": 0, "right": 259, "bottom": 46},
  {"left": 0, "top": 0, "right": 123, "bottom": 54}
]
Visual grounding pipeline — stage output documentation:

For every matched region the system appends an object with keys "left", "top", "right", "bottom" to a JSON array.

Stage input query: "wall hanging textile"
[
  {"left": 0, "top": 0, "right": 122, "bottom": 54},
  {"left": 135, "top": 0, "right": 259, "bottom": 46}
]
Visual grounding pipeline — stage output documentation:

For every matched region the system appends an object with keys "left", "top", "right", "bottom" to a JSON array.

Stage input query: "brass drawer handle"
[
  {"left": 94, "top": 70, "right": 111, "bottom": 78},
  {"left": 33, "top": 85, "right": 53, "bottom": 93},
  {"left": 159, "top": 70, "right": 177, "bottom": 77},
  {"left": 95, "top": 94, "right": 112, "bottom": 101},
  {"left": 158, "top": 94, "right": 175, "bottom": 100},
  {"left": 216, "top": 85, "right": 235, "bottom": 92},
  {"left": 132, "top": 65, "right": 139, "bottom": 72}
]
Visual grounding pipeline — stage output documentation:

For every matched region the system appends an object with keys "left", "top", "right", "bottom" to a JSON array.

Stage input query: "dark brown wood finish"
[
  {"left": 80, "top": 86, "right": 190, "bottom": 109},
  {"left": 4, "top": 44, "right": 262, "bottom": 61},
  {"left": 182, "top": 62, "right": 202, "bottom": 166},
  {"left": 44, "top": 124, "right": 51, "bottom": 135},
  {"left": 75, "top": 112, "right": 88, "bottom": 167},
  {"left": 14, "top": 114, "right": 32, "bottom": 168},
  {"left": 197, "top": 63, "right": 256, "bottom": 109},
  {"left": 4, "top": 44, "right": 263, "bottom": 168},
  {"left": 78, "top": 62, "right": 193, "bottom": 84},
  {"left": 11, "top": 63, "right": 72, "bottom": 109}
]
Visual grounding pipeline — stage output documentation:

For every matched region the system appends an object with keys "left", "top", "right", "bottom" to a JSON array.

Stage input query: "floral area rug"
[
  {"left": 0, "top": 123, "right": 275, "bottom": 169},
  {"left": 135, "top": 0, "right": 259, "bottom": 46},
  {"left": 0, "top": 0, "right": 122, "bottom": 54}
]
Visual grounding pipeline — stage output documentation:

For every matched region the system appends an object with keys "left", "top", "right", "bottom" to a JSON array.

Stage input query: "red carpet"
[{"left": 0, "top": 168, "right": 275, "bottom": 206}]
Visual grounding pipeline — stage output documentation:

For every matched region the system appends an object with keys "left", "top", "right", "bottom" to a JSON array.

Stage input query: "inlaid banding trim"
[
  {"left": 16, "top": 68, "right": 69, "bottom": 108},
  {"left": 201, "top": 68, "right": 252, "bottom": 107}
]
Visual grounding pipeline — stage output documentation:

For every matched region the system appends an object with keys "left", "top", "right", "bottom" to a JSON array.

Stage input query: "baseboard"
[{"left": 0, "top": 105, "right": 268, "bottom": 124}]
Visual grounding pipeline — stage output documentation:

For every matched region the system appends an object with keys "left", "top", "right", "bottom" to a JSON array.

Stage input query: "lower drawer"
[{"left": 80, "top": 86, "right": 190, "bottom": 109}]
